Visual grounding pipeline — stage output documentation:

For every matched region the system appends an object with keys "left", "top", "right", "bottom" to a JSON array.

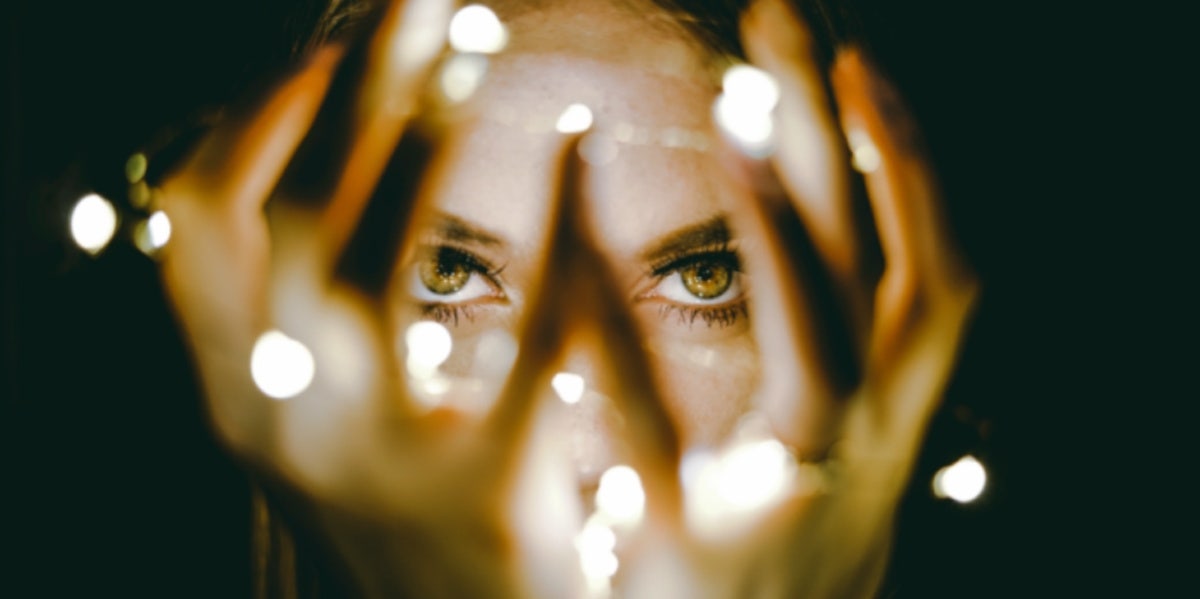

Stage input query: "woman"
[{"left": 154, "top": 0, "right": 978, "bottom": 596}]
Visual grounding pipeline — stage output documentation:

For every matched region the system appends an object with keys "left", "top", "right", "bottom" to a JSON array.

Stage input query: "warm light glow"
[
  {"left": 124, "top": 152, "right": 147, "bottom": 184},
  {"left": 714, "top": 94, "right": 774, "bottom": 157},
  {"left": 714, "top": 64, "right": 779, "bottom": 158},
  {"left": 933, "top": 455, "right": 987, "bottom": 503},
  {"left": 147, "top": 210, "right": 171, "bottom": 248},
  {"left": 448, "top": 4, "right": 508, "bottom": 54},
  {"left": 576, "top": 513, "right": 619, "bottom": 597},
  {"left": 595, "top": 465, "right": 645, "bottom": 526},
  {"left": 551, "top": 372, "right": 586, "bottom": 404},
  {"left": 440, "top": 52, "right": 488, "bottom": 102},
  {"left": 722, "top": 65, "right": 780, "bottom": 112},
  {"left": 556, "top": 103, "right": 593, "bottom": 134},
  {"left": 70, "top": 193, "right": 118, "bottom": 254},
  {"left": 848, "top": 129, "right": 881, "bottom": 173},
  {"left": 250, "top": 330, "right": 316, "bottom": 400},
  {"left": 405, "top": 321, "right": 453, "bottom": 378},
  {"left": 682, "top": 438, "right": 797, "bottom": 537}
]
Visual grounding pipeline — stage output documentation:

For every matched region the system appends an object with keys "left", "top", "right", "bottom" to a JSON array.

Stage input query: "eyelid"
[
  {"left": 647, "top": 243, "right": 740, "bottom": 277},
  {"left": 637, "top": 249, "right": 744, "bottom": 306},
  {"left": 408, "top": 245, "right": 507, "bottom": 303}
]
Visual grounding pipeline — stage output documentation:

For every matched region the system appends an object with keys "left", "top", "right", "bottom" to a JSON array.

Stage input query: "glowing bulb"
[
  {"left": 551, "top": 372, "right": 585, "bottom": 404},
  {"left": 556, "top": 103, "right": 593, "bottom": 134},
  {"left": 70, "top": 193, "right": 118, "bottom": 254},
  {"left": 682, "top": 438, "right": 798, "bottom": 538},
  {"left": 715, "top": 439, "right": 792, "bottom": 510},
  {"left": 595, "top": 465, "right": 645, "bottom": 526},
  {"left": 405, "top": 321, "right": 453, "bottom": 378},
  {"left": 440, "top": 52, "right": 488, "bottom": 102},
  {"left": 933, "top": 455, "right": 987, "bottom": 503},
  {"left": 448, "top": 4, "right": 508, "bottom": 54},
  {"left": 576, "top": 514, "right": 619, "bottom": 594},
  {"left": 848, "top": 129, "right": 881, "bottom": 173},
  {"left": 714, "top": 93, "right": 774, "bottom": 157},
  {"left": 722, "top": 65, "right": 780, "bottom": 112},
  {"left": 250, "top": 330, "right": 316, "bottom": 400},
  {"left": 147, "top": 210, "right": 171, "bottom": 248},
  {"left": 124, "top": 152, "right": 147, "bottom": 183}
]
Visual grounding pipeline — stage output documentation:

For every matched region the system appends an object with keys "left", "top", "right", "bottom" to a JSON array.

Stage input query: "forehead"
[{"left": 424, "top": 2, "right": 728, "bottom": 256}]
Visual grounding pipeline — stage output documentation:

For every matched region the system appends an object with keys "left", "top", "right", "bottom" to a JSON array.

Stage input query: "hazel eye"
[
  {"left": 678, "top": 261, "right": 732, "bottom": 299},
  {"left": 652, "top": 256, "right": 742, "bottom": 305},
  {"left": 420, "top": 250, "right": 470, "bottom": 294},
  {"left": 409, "top": 247, "right": 502, "bottom": 303}
]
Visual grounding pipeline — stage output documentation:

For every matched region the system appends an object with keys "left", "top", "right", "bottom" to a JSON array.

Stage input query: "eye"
[
  {"left": 650, "top": 253, "right": 743, "bottom": 305},
  {"left": 408, "top": 246, "right": 503, "bottom": 303}
]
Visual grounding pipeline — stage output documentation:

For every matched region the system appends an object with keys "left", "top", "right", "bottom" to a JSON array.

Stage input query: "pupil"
[{"left": 682, "top": 260, "right": 730, "bottom": 299}]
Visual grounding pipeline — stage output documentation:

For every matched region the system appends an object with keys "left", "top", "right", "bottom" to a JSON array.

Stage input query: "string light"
[
  {"left": 69, "top": 193, "right": 118, "bottom": 254},
  {"left": 551, "top": 372, "right": 586, "bottom": 404},
  {"left": 714, "top": 64, "right": 779, "bottom": 157},
  {"left": 448, "top": 4, "right": 508, "bottom": 54},
  {"left": 932, "top": 455, "right": 987, "bottom": 503},
  {"left": 250, "top": 330, "right": 316, "bottom": 400},
  {"left": 555, "top": 103, "right": 593, "bottom": 134},
  {"left": 440, "top": 52, "right": 489, "bottom": 103},
  {"left": 594, "top": 465, "right": 645, "bottom": 527}
]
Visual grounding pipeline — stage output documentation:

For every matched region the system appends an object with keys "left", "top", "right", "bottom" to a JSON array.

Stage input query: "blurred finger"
[
  {"left": 718, "top": 153, "right": 855, "bottom": 460},
  {"left": 279, "top": 0, "right": 455, "bottom": 268},
  {"left": 741, "top": 0, "right": 859, "bottom": 287},
  {"left": 830, "top": 49, "right": 978, "bottom": 362},
  {"left": 486, "top": 140, "right": 683, "bottom": 518}
]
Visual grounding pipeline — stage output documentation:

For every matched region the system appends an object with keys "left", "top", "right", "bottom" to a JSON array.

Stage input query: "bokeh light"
[
  {"left": 124, "top": 152, "right": 147, "bottom": 184},
  {"left": 575, "top": 514, "right": 618, "bottom": 579},
  {"left": 848, "top": 129, "right": 881, "bottom": 173},
  {"left": 69, "top": 193, "right": 118, "bottom": 254},
  {"left": 556, "top": 103, "right": 593, "bottom": 134},
  {"left": 932, "top": 455, "right": 987, "bottom": 503},
  {"left": 594, "top": 465, "right": 645, "bottom": 527},
  {"left": 440, "top": 52, "right": 489, "bottom": 103},
  {"left": 250, "top": 330, "right": 316, "bottom": 400},
  {"left": 448, "top": 4, "right": 508, "bottom": 54},
  {"left": 551, "top": 372, "right": 586, "bottom": 404},
  {"left": 404, "top": 321, "right": 453, "bottom": 379},
  {"left": 147, "top": 210, "right": 171, "bottom": 248},
  {"left": 722, "top": 65, "right": 780, "bottom": 112},
  {"left": 682, "top": 437, "right": 798, "bottom": 538},
  {"left": 714, "top": 64, "right": 780, "bottom": 158}
]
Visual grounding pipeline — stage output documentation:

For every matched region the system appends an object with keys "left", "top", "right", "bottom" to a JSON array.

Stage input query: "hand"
[
  {"left": 156, "top": 1, "right": 594, "bottom": 596},
  {"left": 617, "top": 0, "right": 980, "bottom": 597}
]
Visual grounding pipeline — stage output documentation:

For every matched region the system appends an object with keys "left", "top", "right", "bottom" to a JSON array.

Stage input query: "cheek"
[{"left": 649, "top": 334, "right": 761, "bottom": 447}]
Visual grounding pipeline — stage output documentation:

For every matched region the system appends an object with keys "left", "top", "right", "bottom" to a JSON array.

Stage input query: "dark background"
[{"left": 3, "top": 0, "right": 1173, "bottom": 596}]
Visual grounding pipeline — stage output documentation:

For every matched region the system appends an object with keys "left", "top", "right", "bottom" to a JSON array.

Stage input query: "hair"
[{"left": 250, "top": 1, "right": 864, "bottom": 597}]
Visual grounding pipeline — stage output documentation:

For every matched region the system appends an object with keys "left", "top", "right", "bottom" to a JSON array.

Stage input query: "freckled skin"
[{"left": 405, "top": 0, "right": 761, "bottom": 470}]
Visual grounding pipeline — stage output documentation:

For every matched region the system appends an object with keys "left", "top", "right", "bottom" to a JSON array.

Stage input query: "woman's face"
[{"left": 395, "top": 1, "right": 760, "bottom": 482}]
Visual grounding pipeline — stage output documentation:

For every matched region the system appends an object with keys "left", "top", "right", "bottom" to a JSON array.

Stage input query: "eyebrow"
[
  {"left": 638, "top": 215, "right": 730, "bottom": 266},
  {"left": 428, "top": 212, "right": 507, "bottom": 247}
]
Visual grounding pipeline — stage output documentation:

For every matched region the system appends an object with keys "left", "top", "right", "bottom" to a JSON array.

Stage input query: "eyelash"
[
  {"left": 414, "top": 245, "right": 505, "bottom": 326},
  {"left": 415, "top": 244, "right": 748, "bottom": 329},
  {"left": 645, "top": 244, "right": 748, "bottom": 329}
]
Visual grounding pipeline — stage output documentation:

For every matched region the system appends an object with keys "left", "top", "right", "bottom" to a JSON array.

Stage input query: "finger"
[
  {"left": 830, "top": 49, "right": 978, "bottom": 364},
  {"left": 165, "top": 44, "right": 343, "bottom": 212},
  {"left": 279, "top": 0, "right": 455, "bottom": 267},
  {"left": 741, "top": 0, "right": 860, "bottom": 288},
  {"left": 485, "top": 140, "right": 683, "bottom": 519},
  {"left": 718, "top": 151, "right": 856, "bottom": 460}
]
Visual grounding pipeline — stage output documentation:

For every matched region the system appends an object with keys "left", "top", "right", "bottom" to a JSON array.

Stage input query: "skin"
[
  {"left": 156, "top": 0, "right": 979, "bottom": 596},
  {"left": 395, "top": 0, "right": 760, "bottom": 483}
]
